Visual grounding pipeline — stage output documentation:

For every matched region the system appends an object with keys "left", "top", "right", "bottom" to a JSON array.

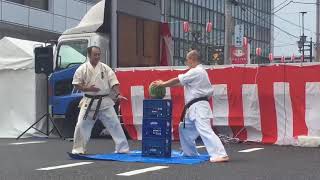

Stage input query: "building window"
[
  {"left": 6, "top": 0, "right": 49, "bottom": 10},
  {"left": 79, "top": 0, "right": 101, "bottom": 4},
  {"left": 140, "top": 0, "right": 157, "bottom": 5},
  {"left": 6, "top": 0, "right": 24, "bottom": 5}
]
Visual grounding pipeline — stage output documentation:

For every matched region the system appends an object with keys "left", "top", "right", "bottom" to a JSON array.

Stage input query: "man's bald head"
[
  {"left": 186, "top": 50, "right": 201, "bottom": 62},
  {"left": 185, "top": 50, "right": 201, "bottom": 68}
]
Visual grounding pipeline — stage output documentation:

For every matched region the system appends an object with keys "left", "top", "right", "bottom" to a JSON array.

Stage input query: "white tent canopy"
[
  {"left": 0, "top": 37, "right": 41, "bottom": 70},
  {"left": 0, "top": 37, "right": 47, "bottom": 138}
]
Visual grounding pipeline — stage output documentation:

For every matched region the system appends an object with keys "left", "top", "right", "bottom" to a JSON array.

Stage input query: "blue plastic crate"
[
  {"left": 142, "top": 118, "right": 171, "bottom": 139},
  {"left": 142, "top": 137, "right": 171, "bottom": 158},
  {"left": 143, "top": 99, "right": 172, "bottom": 118}
]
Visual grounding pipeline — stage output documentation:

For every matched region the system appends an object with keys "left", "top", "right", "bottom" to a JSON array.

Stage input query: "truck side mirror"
[
  {"left": 34, "top": 46, "right": 54, "bottom": 76},
  {"left": 57, "top": 55, "right": 62, "bottom": 69}
]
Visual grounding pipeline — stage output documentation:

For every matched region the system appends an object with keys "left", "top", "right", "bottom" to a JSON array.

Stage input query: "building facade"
[
  {"left": 162, "top": 0, "right": 274, "bottom": 65},
  {"left": 0, "top": 0, "right": 99, "bottom": 42},
  {"left": 0, "top": 0, "right": 273, "bottom": 65}
]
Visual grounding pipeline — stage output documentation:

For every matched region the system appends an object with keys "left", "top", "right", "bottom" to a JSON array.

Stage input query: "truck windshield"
[{"left": 56, "top": 40, "right": 88, "bottom": 69}]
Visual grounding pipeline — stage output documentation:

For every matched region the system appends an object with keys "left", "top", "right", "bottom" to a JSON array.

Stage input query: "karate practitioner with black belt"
[
  {"left": 71, "top": 46, "right": 129, "bottom": 155},
  {"left": 154, "top": 50, "right": 229, "bottom": 163}
]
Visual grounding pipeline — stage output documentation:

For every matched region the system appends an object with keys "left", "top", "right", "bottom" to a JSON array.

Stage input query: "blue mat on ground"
[{"left": 68, "top": 150, "right": 209, "bottom": 165}]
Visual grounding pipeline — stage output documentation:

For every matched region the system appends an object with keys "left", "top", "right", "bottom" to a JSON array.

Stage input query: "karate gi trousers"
[
  {"left": 72, "top": 107, "right": 129, "bottom": 154},
  {"left": 179, "top": 116, "right": 227, "bottom": 160}
]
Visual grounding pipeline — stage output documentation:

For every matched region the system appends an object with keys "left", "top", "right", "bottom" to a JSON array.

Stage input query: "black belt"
[
  {"left": 83, "top": 94, "right": 108, "bottom": 121},
  {"left": 180, "top": 97, "right": 209, "bottom": 128}
]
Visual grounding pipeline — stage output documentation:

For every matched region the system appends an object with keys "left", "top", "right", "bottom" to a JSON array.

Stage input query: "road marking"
[
  {"left": 116, "top": 166, "right": 169, "bottom": 176},
  {"left": 36, "top": 162, "right": 93, "bottom": 171},
  {"left": 10, "top": 141, "right": 47, "bottom": 145},
  {"left": 196, "top": 146, "right": 206, "bottom": 149},
  {"left": 238, "top": 148, "right": 264, "bottom": 153}
]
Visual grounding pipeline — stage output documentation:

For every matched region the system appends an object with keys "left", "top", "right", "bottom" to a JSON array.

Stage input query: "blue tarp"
[{"left": 68, "top": 150, "right": 209, "bottom": 165}]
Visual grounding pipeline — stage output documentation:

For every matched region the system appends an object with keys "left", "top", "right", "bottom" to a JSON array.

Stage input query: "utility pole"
[
  {"left": 310, "top": 37, "right": 313, "bottom": 62},
  {"left": 316, "top": 0, "right": 320, "bottom": 62},
  {"left": 224, "top": 0, "right": 233, "bottom": 65},
  {"left": 300, "top": 12, "right": 307, "bottom": 62},
  {"left": 298, "top": 12, "right": 313, "bottom": 62}
]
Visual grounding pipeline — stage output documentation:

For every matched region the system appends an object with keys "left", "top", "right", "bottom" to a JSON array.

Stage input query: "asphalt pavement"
[{"left": 0, "top": 138, "right": 319, "bottom": 180}]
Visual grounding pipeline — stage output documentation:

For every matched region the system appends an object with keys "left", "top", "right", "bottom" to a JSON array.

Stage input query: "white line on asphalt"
[
  {"left": 196, "top": 146, "right": 206, "bottom": 149},
  {"left": 10, "top": 141, "right": 47, "bottom": 145},
  {"left": 36, "top": 162, "right": 94, "bottom": 171},
  {"left": 238, "top": 148, "right": 264, "bottom": 153},
  {"left": 116, "top": 166, "right": 169, "bottom": 176}
]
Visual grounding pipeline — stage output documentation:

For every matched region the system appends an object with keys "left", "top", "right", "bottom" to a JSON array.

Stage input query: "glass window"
[
  {"left": 6, "top": 0, "right": 24, "bottom": 5},
  {"left": 202, "top": 8, "right": 206, "bottom": 24},
  {"left": 185, "top": 2, "right": 189, "bottom": 20},
  {"left": 180, "top": 2, "right": 185, "bottom": 19},
  {"left": 197, "top": 7, "right": 201, "bottom": 23},
  {"left": 56, "top": 40, "right": 88, "bottom": 69},
  {"left": 206, "top": 10, "right": 210, "bottom": 22},
  {"left": 217, "top": 13, "right": 223, "bottom": 30},
  {"left": 221, "top": 0, "right": 225, "bottom": 13},
  {"left": 161, "top": 0, "right": 165, "bottom": 15},
  {"left": 175, "top": 0, "right": 180, "bottom": 17},
  {"left": 197, "top": 0, "right": 201, "bottom": 6},
  {"left": 220, "top": 31, "right": 225, "bottom": 45},
  {"left": 210, "top": 11, "right": 214, "bottom": 22},
  {"left": 221, "top": 13, "right": 225, "bottom": 29},
  {"left": 189, "top": 4, "right": 193, "bottom": 20},
  {"left": 216, "top": 31, "right": 220, "bottom": 45},
  {"left": 30, "top": 0, "right": 48, "bottom": 10},
  {"left": 217, "top": 0, "right": 221, "bottom": 12},
  {"left": 79, "top": 0, "right": 100, "bottom": 4},
  {"left": 209, "top": 0, "right": 213, "bottom": 10},
  {"left": 7, "top": 0, "right": 49, "bottom": 10},
  {"left": 175, "top": 20, "right": 179, "bottom": 37},
  {"left": 170, "top": 0, "right": 175, "bottom": 15},
  {"left": 193, "top": 6, "right": 197, "bottom": 21},
  {"left": 214, "top": 0, "right": 218, "bottom": 11},
  {"left": 180, "top": 41, "right": 185, "bottom": 57}
]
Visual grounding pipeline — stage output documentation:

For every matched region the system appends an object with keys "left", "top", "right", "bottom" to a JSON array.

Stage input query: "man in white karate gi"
[
  {"left": 71, "top": 46, "right": 129, "bottom": 154},
  {"left": 154, "top": 50, "right": 229, "bottom": 162}
]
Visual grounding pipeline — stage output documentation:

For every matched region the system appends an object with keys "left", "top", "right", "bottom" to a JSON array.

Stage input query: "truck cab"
[{"left": 48, "top": 0, "right": 162, "bottom": 137}]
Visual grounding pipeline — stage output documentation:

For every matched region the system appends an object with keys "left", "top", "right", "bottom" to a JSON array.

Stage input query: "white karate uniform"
[
  {"left": 178, "top": 64, "right": 227, "bottom": 160},
  {"left": 71, "top": 61, "right": 129, "bottom": 154}
]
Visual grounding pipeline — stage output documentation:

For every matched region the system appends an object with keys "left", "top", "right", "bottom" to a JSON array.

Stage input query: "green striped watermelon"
[{"left": 149, "top": 82, "right": 166, "bottom": 99}]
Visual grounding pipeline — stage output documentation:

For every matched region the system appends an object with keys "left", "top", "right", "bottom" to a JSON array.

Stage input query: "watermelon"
[{"left": 149, "top": 82, "right": 166, "bottom": 99}]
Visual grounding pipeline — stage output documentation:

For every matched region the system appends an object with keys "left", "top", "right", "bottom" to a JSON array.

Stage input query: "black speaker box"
[{"left": 35, "top": 47, "right": 53, "bottom": 75}]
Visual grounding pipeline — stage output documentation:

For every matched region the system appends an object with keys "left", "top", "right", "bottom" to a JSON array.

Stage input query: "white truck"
[{"left": 47, "top": 0, "right": 163, "bottom": 137}]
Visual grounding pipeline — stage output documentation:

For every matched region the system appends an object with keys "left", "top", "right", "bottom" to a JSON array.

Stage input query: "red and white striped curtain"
[{"left": 116, "top": 64, "right": 320, "bottom": 145}]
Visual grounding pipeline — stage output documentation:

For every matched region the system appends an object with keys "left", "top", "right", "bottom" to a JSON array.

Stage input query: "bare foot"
[
  {"left": 210, "top": 156, "right": 230, "bottom": 163},
  {"left": 115, "top": 150, "right": 130, "bottom": 154},
  {"left": 71, "top": 150, "right": 87, "bottom": 155}
]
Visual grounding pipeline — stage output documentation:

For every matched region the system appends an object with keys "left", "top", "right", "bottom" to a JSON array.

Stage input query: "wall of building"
[
  {"left": 162, "top": 0, "right": 273, "bottom": 65},
  {"left": 110, "top": 0, "right": 162, "bottom": 67},
  {"left": 117, "top": 0, "right": 161, "bottom": 22},
  {"left": 0, "top": 0, "right": 98, "bottom": 42},
  {"left": 162, "top": 0, "right": 227, "bottom": 65}
]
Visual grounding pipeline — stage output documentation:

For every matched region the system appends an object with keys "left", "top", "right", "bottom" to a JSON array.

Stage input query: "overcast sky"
[{"left": 273, "top": 0, "right": 316, "bottom": 56}]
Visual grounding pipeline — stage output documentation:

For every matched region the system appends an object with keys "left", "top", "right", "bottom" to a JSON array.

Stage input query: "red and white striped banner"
[{"left": 116, "top": 64, "right": 320, "bottom": 145}]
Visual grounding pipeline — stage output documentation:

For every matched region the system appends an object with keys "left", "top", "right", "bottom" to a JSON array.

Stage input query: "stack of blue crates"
[{"left": 142, "top": 99, "right": 172, "bottom": 158}]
